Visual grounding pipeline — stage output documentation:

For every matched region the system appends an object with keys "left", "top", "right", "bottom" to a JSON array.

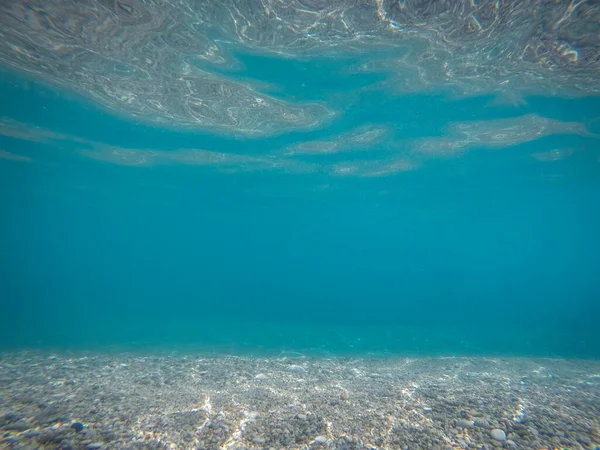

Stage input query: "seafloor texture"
[{"left": 1, "top": 353, "right": 599, "bottom": 450}]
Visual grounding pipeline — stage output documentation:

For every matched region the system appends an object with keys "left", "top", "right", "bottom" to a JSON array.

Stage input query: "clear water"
[{"left": 1, "top": 1, "right": 600, "bottom": 358}]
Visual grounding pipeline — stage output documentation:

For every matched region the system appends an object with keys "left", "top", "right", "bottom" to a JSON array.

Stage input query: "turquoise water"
[{"left": 1, "top": 1, "right": 600, "bottom": 358}]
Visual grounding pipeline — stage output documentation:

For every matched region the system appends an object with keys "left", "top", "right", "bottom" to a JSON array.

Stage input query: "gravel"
[{"left": 1, "top": 352, "right": 599, "bottom": 449}]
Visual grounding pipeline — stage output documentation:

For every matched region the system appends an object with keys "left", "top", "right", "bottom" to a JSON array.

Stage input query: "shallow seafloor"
[{"left": 1, "top": 353, "right": 599, "bottom": 450}]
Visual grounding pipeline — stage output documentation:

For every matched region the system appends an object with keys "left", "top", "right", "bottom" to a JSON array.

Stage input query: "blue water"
[{"left": 1, "top": 52, "right": 600, "bottom": 357}]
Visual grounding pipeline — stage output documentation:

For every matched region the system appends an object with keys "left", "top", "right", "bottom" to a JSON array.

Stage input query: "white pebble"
[{"left": 491, "top": 429, "right": 506, "bottom": 441}]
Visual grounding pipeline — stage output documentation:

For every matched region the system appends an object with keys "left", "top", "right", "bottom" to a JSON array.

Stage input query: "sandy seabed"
[{"left": 1, "top": 352, "right": 599, "bottom": 450}]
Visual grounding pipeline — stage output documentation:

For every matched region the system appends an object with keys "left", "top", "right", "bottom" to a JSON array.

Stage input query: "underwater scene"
[{"left": 1, "top": 0, "right": 600, "bottom": 449}]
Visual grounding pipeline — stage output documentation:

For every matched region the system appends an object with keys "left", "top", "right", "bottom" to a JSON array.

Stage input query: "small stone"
[
  {"left": 81, "top": 428, "right": 95, "bottom": 439},
  {"left": 2, "top": 413, "right": 23, "bottom": 423},
  {"left": 71, "top": 422, "right": 85, "bottom": 432},
  {"left": 2, "top": 418, "right": 29, "bottom": 431},
  {"left": 490, "top": 429, "right": 506, "bottom": 442},
  {"left": 456, "top": 420, "right": 474, "bottom": 429},
  {"left": 38, "top": 428, "right": 70, "bottom": 444},
  {"left": 22, "top": 430, "right": 40, "bottom": 438},
  {"left": 297, "top": 414, "right": 307, "bottom": 420},
  {"left": 314, "top": 436, "right": 327, "bottom": 444},
  {"left": 576, "top": 434, "right": 592, "bottom": 445},
  {"left": 474, "top": 418, "right": 490, "bottom": 428}
]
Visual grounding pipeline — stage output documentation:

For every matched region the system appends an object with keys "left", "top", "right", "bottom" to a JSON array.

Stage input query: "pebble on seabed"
[
  {"left": 71, "top": 422, "right": 85, "bottom": 432},
  {"left": 490, "top": 428, "right": 506, "bottom": 441}
]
